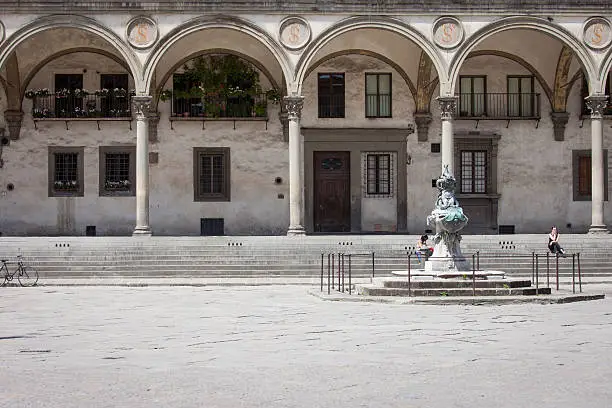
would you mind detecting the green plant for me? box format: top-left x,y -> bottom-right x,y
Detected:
159,89 -> 173,102
503,283 -> 510,289
254,102 -> 267,117
266,88 -> 281,104
440,291 -> 448,297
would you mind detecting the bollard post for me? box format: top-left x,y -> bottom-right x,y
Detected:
476,251 -> 480,271
327,253 -> 331,295
531,252 -> 535,282
371,252 -> 375,282
337,252 -> 341,292
472,253 -> 476,297
331,253 -> 335,290
348,254 -> 352,295
341,253 -> 345,293
577,252 -> 582,294
320,253 -> 324,292
572,253 -> 576,294
407,253 -> 411,297
556,254 -> 559,291
546,252 -> 550,288
535,254 -> 539,295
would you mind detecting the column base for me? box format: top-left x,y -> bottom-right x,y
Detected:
588,225 -> 610,234
287,225 -> 306,236
132,226 -> 152,236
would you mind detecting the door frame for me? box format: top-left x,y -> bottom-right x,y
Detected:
313,151 -> 352,232
303,128 -> 408,233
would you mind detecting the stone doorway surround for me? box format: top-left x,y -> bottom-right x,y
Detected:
303,128 -> 408,233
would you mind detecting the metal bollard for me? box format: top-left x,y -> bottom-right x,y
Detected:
348,254 -> 352,295
556,254 -> 559,291
546,252 -> 550,288
407,253 -> 411,297
472,253 -> 476,297
535,254 -> 539,295
327,253 -> 331,295
320,253 -> 324,292
572,253 -> 576,294
577,252 -> 582,293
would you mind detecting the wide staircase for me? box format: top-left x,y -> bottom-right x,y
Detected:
0,234 -> 611,284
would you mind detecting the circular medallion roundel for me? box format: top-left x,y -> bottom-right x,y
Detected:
583,17 -> 612,50
279,16 -> 311,51
126,16 -> 159,50
432,16 -> 464,49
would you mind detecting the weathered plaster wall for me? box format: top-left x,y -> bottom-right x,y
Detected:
0,54 -> 289,236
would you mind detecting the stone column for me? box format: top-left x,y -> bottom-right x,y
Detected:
437,97 -> 458,173
586,95 -> 609,234
283,96 -> 305,235
132,96 -> 153,236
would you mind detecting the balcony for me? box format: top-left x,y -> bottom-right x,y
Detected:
169,93 -> 269,130
29,91 -> 133,130
455,93 -> 541,126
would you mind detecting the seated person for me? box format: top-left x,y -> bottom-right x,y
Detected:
415,234 -> 434,263
548,226 -> 566,256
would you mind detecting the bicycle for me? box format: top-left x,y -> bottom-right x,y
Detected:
1,255 -> 39,287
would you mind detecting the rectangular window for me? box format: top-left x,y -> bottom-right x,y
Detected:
54,74 -> 84,118
100,74 -> 130,117
573,149 -> 609,201
507,75 -> 535,117
48,147 -> 84,197
99,146 -> 135,196
459,76 -> 486,117
194,147 -> 231,201
460,150 -> 487,194
318,73 -> 345,118
365,73 -> 391,118
365,153 -> 393,196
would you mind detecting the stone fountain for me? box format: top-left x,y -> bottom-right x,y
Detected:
425,165 -> 471,274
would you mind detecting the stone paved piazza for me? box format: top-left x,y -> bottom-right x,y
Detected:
1,286 -> 612,407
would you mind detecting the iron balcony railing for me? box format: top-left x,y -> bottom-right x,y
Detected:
31,94 -> 132,119
455,93 -> 541,119
171,93 -> 268,118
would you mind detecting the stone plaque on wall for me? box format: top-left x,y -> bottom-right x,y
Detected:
432,16 -> 464,49
279,16 -> 311,50
126,16 -> 158,49
583,17 -> 612,50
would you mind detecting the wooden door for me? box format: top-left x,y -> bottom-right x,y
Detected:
313,151 -> 351,232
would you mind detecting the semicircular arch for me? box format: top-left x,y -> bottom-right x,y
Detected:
466,50 -> 553,105
304,49 -> 417,100
153,48 -> 281,106
0,15 -> 141,87
144,15 -> 291,95
21,47 -> 131,101
449,17 -> 596,95
295,16 -> 445,95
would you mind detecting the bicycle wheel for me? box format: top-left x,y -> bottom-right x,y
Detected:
18,266 -> 39,287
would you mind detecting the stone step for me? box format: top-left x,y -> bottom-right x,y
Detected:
379,279 -> 533,289
356,286 -> 552,296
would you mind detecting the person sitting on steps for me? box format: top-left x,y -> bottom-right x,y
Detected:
548,226 -> 566,256
416,234 -> 434,264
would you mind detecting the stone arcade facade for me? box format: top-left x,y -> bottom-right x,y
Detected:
0,1 -> 610,236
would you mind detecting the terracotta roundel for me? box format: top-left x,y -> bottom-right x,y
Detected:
126,16 -> 159,49
279,16 -> 311,51
583,17 -> 612,50
432,16 -> 464,49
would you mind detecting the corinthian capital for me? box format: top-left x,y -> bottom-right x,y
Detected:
283,96 -> 304,120
131,96 -> 153,120
436,96 -> 457,120
585,95 -> 609,119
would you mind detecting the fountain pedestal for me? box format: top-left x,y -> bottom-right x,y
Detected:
425,165 -> 471,275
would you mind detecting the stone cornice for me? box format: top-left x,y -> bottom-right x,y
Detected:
0,1 -> 609,13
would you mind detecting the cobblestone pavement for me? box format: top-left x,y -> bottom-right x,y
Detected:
1,286 -> 611,408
